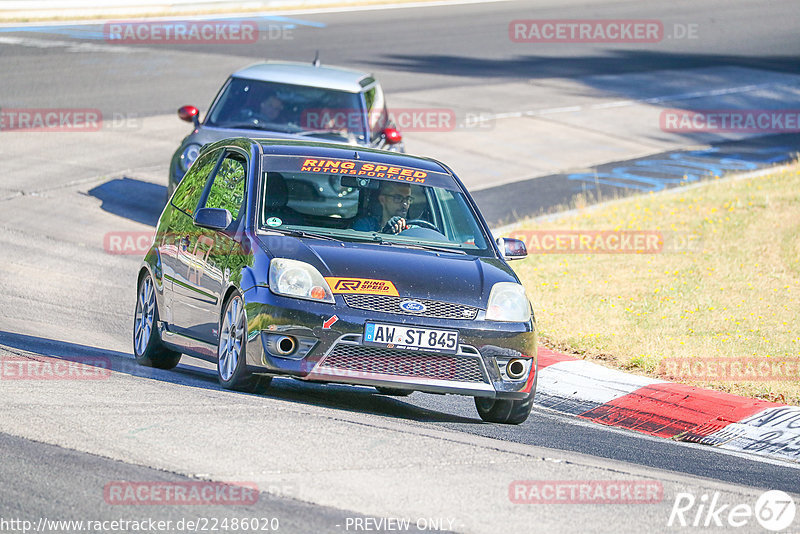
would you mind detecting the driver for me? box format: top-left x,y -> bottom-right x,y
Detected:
252,95 -> 285,124
352,182 -> 412,234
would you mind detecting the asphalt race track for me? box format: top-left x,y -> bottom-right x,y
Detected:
1,1 -> 799,532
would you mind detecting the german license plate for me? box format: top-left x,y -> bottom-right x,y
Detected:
363,322 -> 459,354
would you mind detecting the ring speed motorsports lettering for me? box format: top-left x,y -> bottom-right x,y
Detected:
300,158 -> 428,182
262,156 -> 459,190
325,277 -> 399,296
364,322 -> 459,354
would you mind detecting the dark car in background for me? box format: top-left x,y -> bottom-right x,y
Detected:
168,60 -> 404,200
136,138 -> 537,424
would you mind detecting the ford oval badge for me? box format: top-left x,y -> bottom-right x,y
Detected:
399,300 -> 426,313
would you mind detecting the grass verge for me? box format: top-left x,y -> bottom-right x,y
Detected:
509,164 -> 800,405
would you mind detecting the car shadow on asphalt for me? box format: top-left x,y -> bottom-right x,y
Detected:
262,378 -> 482,424
365,51 -> 800,82
0,331 -> 480,425
86,177 -> 166,227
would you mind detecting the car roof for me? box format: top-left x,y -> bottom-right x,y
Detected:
256,138 -> 451,174
231,61 -> 373,93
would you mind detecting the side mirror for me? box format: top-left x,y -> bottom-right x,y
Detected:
497,237 -> 527,260
194,207 -> 232,230
382,127 -> 402,145
178,105 -> 200,127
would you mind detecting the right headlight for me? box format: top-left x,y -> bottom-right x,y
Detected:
485,282 -> 531,322
178,143 -> 201,172
268,258 -> 335,304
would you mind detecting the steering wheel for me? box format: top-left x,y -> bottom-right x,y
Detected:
405,219 -> 438,231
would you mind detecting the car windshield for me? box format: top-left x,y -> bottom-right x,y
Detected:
206,78 -> 367,142
257,156 -> 494,257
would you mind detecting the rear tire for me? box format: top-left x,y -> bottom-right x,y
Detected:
133,273 -> 181,370
217,293 -> 271,394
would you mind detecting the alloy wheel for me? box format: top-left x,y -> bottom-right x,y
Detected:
219,296 -> 244,381
134,276 -> 155,356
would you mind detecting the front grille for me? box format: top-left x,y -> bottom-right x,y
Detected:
342,294 -> 479,320
317,344 -> 485,383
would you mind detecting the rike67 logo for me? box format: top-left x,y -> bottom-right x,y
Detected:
668,490 -> 796,530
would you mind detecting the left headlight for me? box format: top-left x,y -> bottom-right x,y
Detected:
268,258 -> 335,303
485,282 -> 531,322
178,143 -> 201,172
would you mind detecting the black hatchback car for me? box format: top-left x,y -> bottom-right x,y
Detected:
134,138 -> 537,424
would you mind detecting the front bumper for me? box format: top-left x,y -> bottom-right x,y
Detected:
242,286 -> 537,400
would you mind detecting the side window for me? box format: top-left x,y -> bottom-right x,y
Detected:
436,189 -> 487,248
204,154 -> 247,221
172,148 -> 223,215
363,82 -> 387,141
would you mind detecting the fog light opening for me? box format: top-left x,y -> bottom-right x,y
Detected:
506,359 -> 526,380
276,336 -> 296,356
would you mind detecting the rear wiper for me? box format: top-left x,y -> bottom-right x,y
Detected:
372,236 -> 467,255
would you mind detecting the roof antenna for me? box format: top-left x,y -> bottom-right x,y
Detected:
312,51 -> 320,67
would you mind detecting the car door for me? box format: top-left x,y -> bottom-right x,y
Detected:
173,149 -> 249,344
161,146 -> 224,331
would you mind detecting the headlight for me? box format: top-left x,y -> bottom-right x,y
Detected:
485,282 -> 531,322
268,258 -> 334,303
178,143 -> 201,172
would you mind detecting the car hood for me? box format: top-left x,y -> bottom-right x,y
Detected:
256,234 -> 518,307
186,125 -> 362,147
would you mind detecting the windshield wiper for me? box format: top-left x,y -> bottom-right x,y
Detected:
219,123 -> 298,133
298,129 -> 352,137
371,235 -> 467,255
261,227 -> 340,241
217,123 -> 273,131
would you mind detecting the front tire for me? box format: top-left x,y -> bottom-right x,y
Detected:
475,373 -> 537,425
133,273 -> 181,369
217,293 -> 271,393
